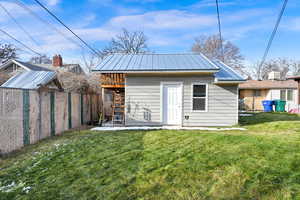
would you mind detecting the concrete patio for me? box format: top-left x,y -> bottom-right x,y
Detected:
91,126 -> 246,131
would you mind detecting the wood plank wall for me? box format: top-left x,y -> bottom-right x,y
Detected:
101,73 -> 125,88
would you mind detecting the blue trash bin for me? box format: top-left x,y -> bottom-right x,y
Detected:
262,100 -> 274,112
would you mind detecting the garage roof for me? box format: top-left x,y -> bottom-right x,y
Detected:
93,53 -> 219,72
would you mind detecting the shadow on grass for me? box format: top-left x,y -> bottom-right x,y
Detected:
239,112 -> 300,126
0,130 -> 147,200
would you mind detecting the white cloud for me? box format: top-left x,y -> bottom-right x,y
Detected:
106,10 -> 216,30
0,1 -> 36,22
125,0 -> 161,3
0,0 -> 275,64
190,0 -> 236,8
284,17 -> 300,31
45,0 -> 60,6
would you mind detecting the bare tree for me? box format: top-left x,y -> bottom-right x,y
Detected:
289,60 -> 300,75
81,50 -> 102,73
101,28 -> 149,57
249,58 -> 297,80
57,71 -> 101,93
191,35 -> 244,70
0,43 -> 17,64
29,54 -> 51,64
82,29 -> 149,73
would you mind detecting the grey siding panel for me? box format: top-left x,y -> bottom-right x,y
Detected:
125,75 -> 238,127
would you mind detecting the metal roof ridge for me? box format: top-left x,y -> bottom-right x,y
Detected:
110,52 -> 204,55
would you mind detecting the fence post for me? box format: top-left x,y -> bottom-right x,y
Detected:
50,91 -> 55,136
90,94 -> 93,123
81,93 -> 84,125
68,92 -> 72,129
23,90 -> 30,145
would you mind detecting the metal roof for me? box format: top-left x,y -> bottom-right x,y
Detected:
92,53 -> 220,72
213,60 -> 245,81
16,60 -> 52,71
0,59 -> 52,71
1,71 -> 57,89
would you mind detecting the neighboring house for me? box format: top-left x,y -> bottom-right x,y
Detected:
0,55 -> 84,75
36,55 -> 84,74
92,53 -> 245,127
239,79 -> 298,111
1,71 -> 63,90
0,59 -> 52,74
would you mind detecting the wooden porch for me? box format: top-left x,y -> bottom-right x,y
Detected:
100,73 -> 125,126
100,73 -> 125,88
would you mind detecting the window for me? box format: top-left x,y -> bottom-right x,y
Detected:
280,90 -> 286,101
287,90 -> 293,101
254,90 -> 261,97
192,84 -> 207,111
280,89 -> 294,101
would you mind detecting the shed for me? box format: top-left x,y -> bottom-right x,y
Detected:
93,53 -> 245,127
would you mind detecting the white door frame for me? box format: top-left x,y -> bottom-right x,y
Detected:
160,82 -> 183,126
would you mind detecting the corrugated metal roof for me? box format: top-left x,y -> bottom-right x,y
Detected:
1,71 -> 57,89
16,60 -> 52,71
213,60 -> 245,81
92,53 -> 220,72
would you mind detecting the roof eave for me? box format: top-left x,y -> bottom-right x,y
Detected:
214,77 -> 246,84
239,87 -> 297,90
215,80 -> 246,84
91,69 -> 219,73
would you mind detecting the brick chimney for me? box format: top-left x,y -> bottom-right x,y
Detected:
52,54 -> 63,67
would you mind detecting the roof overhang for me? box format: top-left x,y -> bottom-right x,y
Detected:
214,78 -> 246,85
0,59 -> 32,71
239,87 -> 297,90
288,76 -> 300,81
92,69 -> 219,74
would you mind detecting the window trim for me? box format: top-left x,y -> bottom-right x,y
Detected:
280,89 -> 286,101
287,89 -> 293,101
280,89 -> 294,102
191,83 -> 208,112
253,90 -> 261,97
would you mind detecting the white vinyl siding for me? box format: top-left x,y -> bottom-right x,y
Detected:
125,75 -> 239,127
266,89 -> 298,111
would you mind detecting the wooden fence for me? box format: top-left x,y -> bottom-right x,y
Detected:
0,88 -> 101,154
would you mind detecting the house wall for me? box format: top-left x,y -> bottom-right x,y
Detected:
125,75 -> 239,127
0,64 -> 25,74
239,89 -> 268,111
240,89 -> 298,111
267,89 -> 298,111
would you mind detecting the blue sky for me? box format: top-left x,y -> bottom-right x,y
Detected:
0,0 -> 299,68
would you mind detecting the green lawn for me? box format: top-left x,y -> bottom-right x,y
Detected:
1,113 -> 300,199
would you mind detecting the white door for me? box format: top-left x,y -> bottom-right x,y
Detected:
162,83 -> 182,125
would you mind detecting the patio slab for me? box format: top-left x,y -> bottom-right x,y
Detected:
91,126 -> 246,131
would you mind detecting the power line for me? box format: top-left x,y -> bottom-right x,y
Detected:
0,28 -> 42,56
0,37 -> 33,56
13,0 -> 86,53
32,0 -> 101,57
215,0 -> 224,62
259,0 -> 289,70
0,2 -> 40,47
